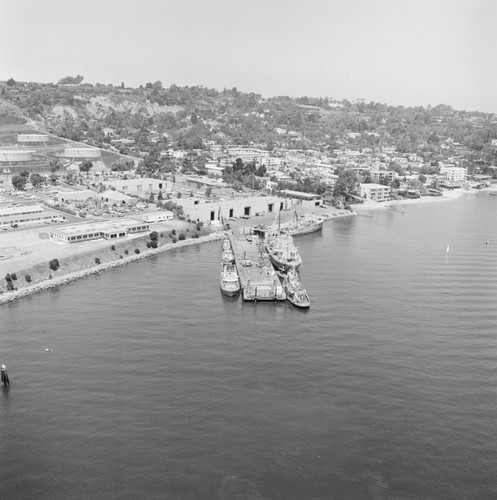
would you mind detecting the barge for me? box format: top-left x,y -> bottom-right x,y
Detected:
229,234 -> 286,302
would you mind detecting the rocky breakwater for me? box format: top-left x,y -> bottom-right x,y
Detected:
0,232 -> 223,305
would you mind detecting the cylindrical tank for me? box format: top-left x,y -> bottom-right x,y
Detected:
0,149 -> 35,162
63,148 -> 101,158
17,134 -> 49,143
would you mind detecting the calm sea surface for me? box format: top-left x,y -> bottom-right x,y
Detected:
1,192 -> 496,499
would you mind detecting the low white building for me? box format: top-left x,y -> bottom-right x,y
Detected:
0,204 -> 62,227
48,219 -> 149,243
138,211 -> 174,223
105,177 -> 167,194
359,183 -> 391,202
176,195 -> 287,223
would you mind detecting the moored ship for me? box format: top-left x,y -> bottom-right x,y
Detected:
221,237 -> 235,262
281,269 -> 310,308
265,231 -> 302,273
285,213 -> 326,237
220,261 -> 241,296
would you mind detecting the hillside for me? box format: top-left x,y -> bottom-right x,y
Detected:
1,79 -> 497,167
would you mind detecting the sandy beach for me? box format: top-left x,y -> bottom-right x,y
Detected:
352,185 -> 497,213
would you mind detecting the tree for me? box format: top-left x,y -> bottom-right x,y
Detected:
30,173 -> 45,188
6,78 -> 16,86
333,169 -> 359,197
79,160 -> 93,173
11,175 -> 27,190
49,159 -> 63,172
58,75 -> 84,85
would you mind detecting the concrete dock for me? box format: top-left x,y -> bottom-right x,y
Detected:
229,234 -> 286,302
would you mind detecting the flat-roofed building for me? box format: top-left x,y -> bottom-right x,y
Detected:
205,164 -> 225,177
0,204 -> 62,227
57,189 -> 97,203
137,211 -> 174,223
440,165 -> 467,183
279,189 -> 324,208
48,219 -> 149,243
370,169 -> 397,183
359,183 -> 391,202
176,195 -> 287,223
105,178 -> 166,195
97,190 -> 134,205
226,147 -> 269,165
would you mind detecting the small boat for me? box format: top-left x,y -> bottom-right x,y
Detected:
282,270 -> 310,308
222,237 -> 235,262
220,261 -> 241,296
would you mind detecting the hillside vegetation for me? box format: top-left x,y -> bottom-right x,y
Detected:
0,78 -> 496,167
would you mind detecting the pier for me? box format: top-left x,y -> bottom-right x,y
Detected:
229,234 -> 286,302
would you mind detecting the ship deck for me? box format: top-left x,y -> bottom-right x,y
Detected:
229,234 -> 285,301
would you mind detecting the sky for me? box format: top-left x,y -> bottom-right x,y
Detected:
1,0 -> 496,113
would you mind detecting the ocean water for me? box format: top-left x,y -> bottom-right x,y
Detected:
1,192 -> 496,499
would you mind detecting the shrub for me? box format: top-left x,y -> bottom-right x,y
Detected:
151,240 -> 158,249
146,241 -> 152,248
150,231 -> 158,241
95,257 -> 101,265
125,250 -> 129,255
120,255 -> 123,259
134,249 -> 140,254
171,229 -> 176,235
11,273 -> 17,280
111,245 -> 115,251
5,274 -> 13,290
178,233 -> 186,241
196,222 -> 203,231
194,232 -> 199,238
25,274 -> 32,283
49,259 -> 60,271
172,237 -> 177,243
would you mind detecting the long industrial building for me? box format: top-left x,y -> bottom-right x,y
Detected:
48,219 -> 149,243
0,204 -> 63,227
175,195 -> 292,223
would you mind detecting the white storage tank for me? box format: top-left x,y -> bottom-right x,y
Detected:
17,134 -> 49,143
63,147 -> 101,158
0,149 -> 35,162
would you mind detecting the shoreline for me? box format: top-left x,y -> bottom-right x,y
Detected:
0,232 -> 223,305
352,185 -> 497,212
2,186 -> 494,305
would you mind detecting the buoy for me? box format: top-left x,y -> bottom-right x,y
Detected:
1,364 -> 9,387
